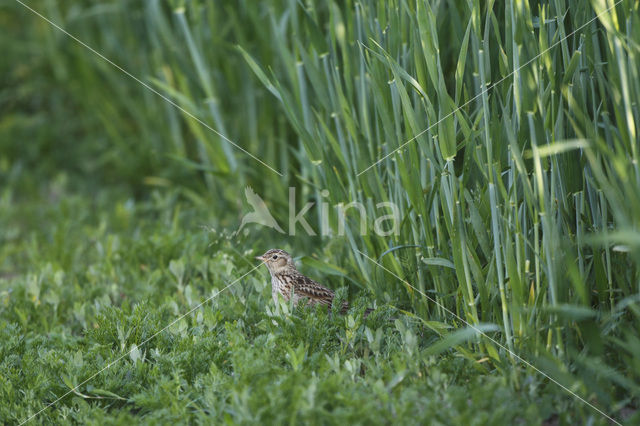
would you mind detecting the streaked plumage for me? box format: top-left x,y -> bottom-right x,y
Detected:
255,249 -> 348,312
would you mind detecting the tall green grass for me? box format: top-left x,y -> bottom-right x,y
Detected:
3,0 -> 639,416
233,0 -> 640,406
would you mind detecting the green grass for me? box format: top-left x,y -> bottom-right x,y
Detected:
0,185 -> 613,424
1,0 -> 639,424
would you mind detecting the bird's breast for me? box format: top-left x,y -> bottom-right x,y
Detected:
271,274 -> 298,305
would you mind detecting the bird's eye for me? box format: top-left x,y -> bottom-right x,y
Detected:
272,255 -> 278,260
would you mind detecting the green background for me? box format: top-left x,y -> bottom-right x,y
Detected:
1,0 -> 639,424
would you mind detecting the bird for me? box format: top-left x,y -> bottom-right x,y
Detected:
256,248 -> 371,315
236,186 -> 285,235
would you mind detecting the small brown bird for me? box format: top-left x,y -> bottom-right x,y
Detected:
256,248 -> 349,312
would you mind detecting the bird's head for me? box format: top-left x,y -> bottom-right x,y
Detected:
256,249 -> 295,274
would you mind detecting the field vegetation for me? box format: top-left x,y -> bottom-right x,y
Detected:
1,0 -> 639,424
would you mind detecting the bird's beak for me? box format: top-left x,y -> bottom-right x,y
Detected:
255,255 -> 265,261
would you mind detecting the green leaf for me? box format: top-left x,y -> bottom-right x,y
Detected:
300,256 -> 348,276
524,139 -> 589,158
425,324 -> 501,356
543,304 -> 597,321
421,257 -> 456,269
236,45 -> 282,101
